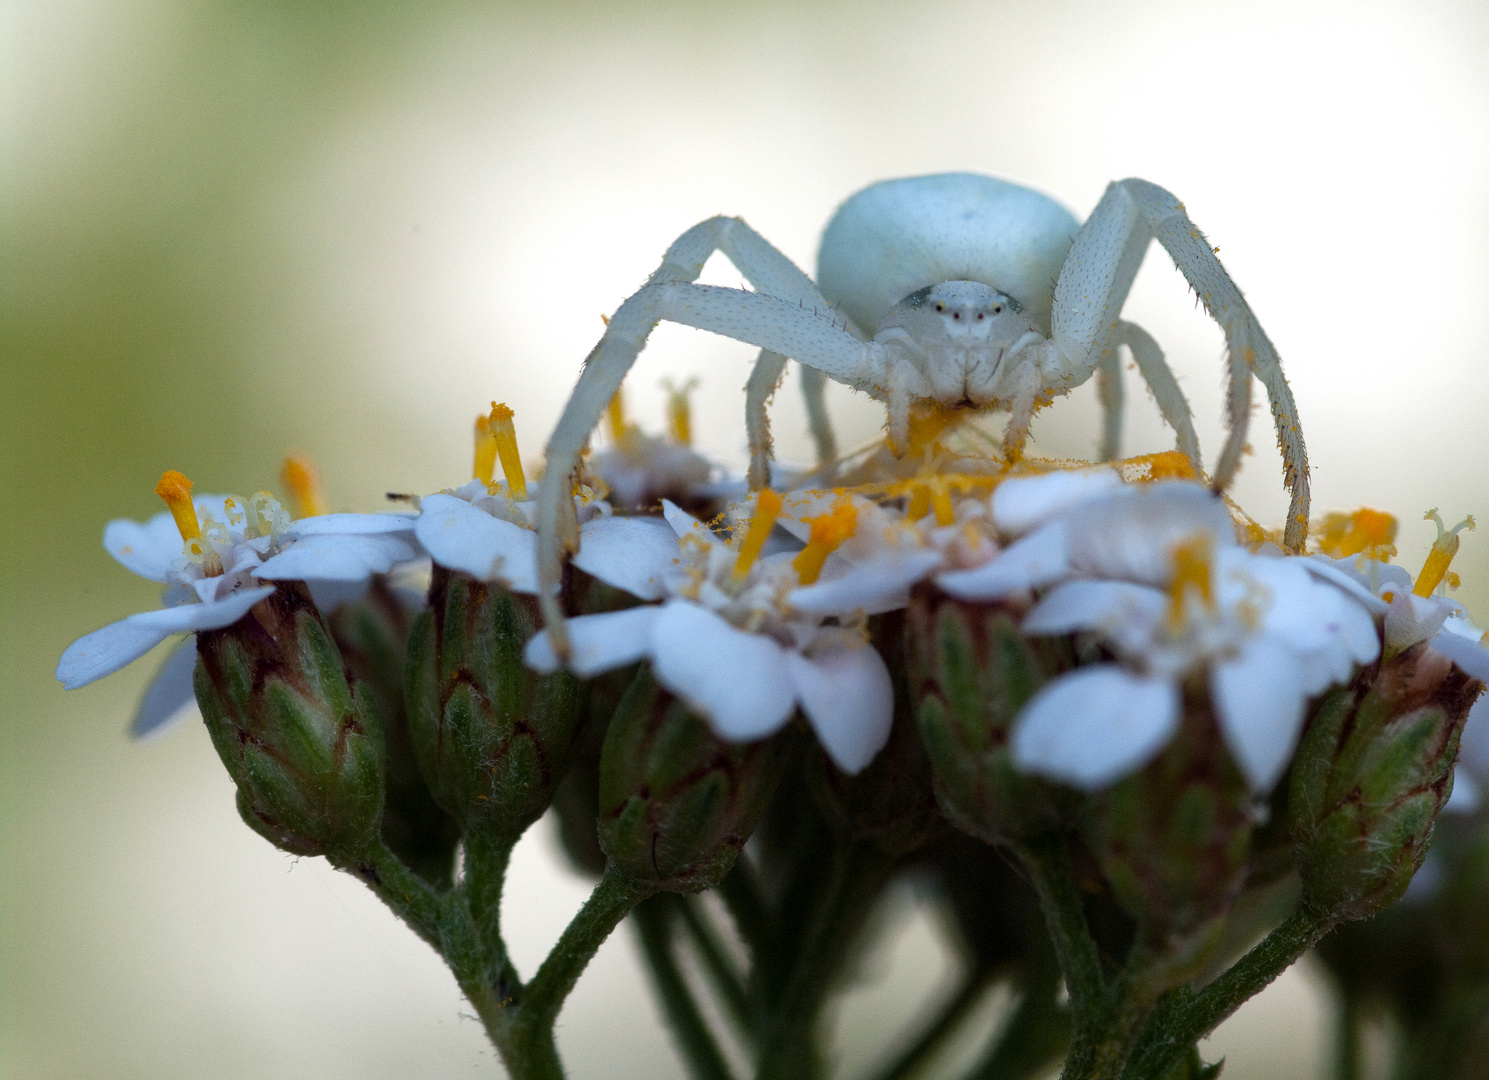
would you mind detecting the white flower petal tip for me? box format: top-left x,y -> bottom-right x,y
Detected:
650,601 -> 795,742
286,513 -> 417,537
785,644 -> 894,774
1065,483 -> 1236,585
662,500 -> 721,546
573,516 -> 680,601
103,513 -> 190,582
414,492 -> 540,592
523,607 -> 661,679
1212,640 -> 1308,794
130,638 -> 200,740
992,468 -> 1122,535
1299,557 -> 1391,615
789,550 -> 942,616
1429,630 -> 1489,684
57,585 -> 275,690
257,533 -> 420,583
935,521 -> 1069,600
1011,667 -> 1180,789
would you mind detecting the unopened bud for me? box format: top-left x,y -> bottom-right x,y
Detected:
906,588 -> 1074,844
1083,690 -> 1253,982
405,567 -> 586,843
812,614 -> 940,858
1291,640 -> 1482,921
195,583 -> 384,856
329,580 -> 461,886
597,667 -> 788,891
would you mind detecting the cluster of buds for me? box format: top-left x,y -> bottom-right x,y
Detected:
58,387 -> 1489,1080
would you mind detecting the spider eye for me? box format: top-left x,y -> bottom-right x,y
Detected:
976,312 -> 984,320
934,303 -> 944,312
992,304 -> 1002,314
952,312 -> 960,319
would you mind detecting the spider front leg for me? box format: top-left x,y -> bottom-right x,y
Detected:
537,281 -> 882,648
1049,178 -> 1310,550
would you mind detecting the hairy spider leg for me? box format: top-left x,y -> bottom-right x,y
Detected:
1048,178 -> 1309,550
536,217 -> 863,649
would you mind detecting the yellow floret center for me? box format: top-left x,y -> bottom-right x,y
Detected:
154,470 -> 201,542
280,454 -> 327,518
1413,509 -> 1475,597
793,500 -> 858,586
732,489 -> 782,582
1167,532 -> 1216,633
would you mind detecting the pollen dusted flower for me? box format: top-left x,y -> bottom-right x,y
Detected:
56,471 -> 419,736
525,490 -> 915,774
927,478 -> 1381,793
588,381 -> 714,511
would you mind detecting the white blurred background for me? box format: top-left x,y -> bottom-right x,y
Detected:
6,0 -> 1489,1075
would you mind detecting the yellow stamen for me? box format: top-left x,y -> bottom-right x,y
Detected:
930,485 -> 955,527
732,489 -> 782,582
607,386 -> 629,445
906,485 -> 931,521
154,470 -> 201,542
1315,507 -> 1398,559
663,377 -> 699,446
487,402 -> 528,501
280,454 -> 326,518
1167,532 -> 1215,633
896,400 -> 958,457
473,411 -> 498,486
1413,509 -> 1475,596
793,500 -> 858,586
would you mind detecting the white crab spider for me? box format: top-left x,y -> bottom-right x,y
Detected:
536,173 -> 1310,646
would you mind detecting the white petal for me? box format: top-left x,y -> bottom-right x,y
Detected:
1429,629 -> 1489,683
784,644 -> 894,774
662,499 -> 722,546
56,586 -> 274,690
1299,557 -> 1391,615
1024,581 -> 1167,647
1211,638 -> 1308,793
936,519 -> 1071,600
573,516 -> 680,601
130,637 -> 199,740
523,607 -> 661,678
286,513 -> 417,536
649,600 -> 795,741
1066,482 -> 1236,585
103,512 -> 187,582
258,533 -> 419,582
1384,592 -> 1454,654
414,493 -> 540,592
789,550 -> 942,616
992,468 -> 1122,535
1011,666 -> 1180,789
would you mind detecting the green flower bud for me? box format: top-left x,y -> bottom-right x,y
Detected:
906,587 -> 1074,844
598,666 -> 789,892
404,567 -> 586,843
329,580 -> 461,886
1290,640 -> 1482,921
812,613 -> 940,858
194,583 -> 384,856
1083,689 -> 1253,982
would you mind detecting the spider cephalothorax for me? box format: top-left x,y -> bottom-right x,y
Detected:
536,173 -> 1311,648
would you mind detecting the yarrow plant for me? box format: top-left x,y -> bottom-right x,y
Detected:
59,173 -> 1489,1080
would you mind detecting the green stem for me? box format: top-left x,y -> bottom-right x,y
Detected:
463,827 -> 516,976
334,839 -> 452,954
1120,908 -> 1337,1080
755,844 -> 894,1080
1334,991 -> 1362,1080
1018,838 -> 1105,1025
634,898 -> 738,1080
679,895 -> 754,1039
867,965 -> 999,1080
966,981 -> 1072,1080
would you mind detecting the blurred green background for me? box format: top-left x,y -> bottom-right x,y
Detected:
6,0 -> 1489,1076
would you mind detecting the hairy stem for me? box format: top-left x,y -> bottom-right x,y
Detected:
1121,908 -> 1337,1080
1018,838 -> 1105,1026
